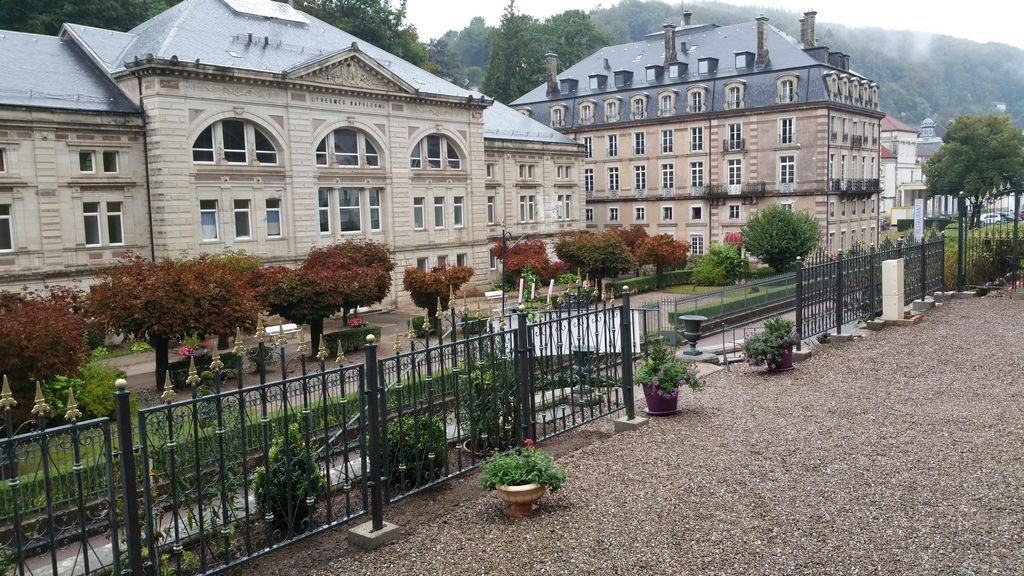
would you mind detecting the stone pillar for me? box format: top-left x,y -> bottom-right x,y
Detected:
882,258 -> 904,321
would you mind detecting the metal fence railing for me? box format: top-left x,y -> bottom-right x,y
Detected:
658,272 -> 797,336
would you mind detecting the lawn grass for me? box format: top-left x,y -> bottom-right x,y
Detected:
661,284 -> 718,295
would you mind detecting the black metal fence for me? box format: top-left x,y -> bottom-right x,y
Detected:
795,235 -> 945,346
954,192 -> 1022,291
656,271 -> 797,339
2,293 -> 643,576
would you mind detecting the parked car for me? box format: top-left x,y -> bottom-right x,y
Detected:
997,211 -> 1019,222
980,213 -> 1002,225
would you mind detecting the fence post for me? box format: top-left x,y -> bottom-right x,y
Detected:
1014,185 -> 1021,288
348,334 -> 399,549
957,193 -> 967,292
920,236 -> 927,302
619,287 -> 636,420
794,258 -> 803,351
114,379 -> 145,575
868,245 -> 878,318
514,310 -> 534,445
834,250 -> 844,335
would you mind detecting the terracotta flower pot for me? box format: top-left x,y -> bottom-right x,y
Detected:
495,483 -> 547,518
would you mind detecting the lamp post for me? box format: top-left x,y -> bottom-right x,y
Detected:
1004,174 -> 1021,287
500,223 -> 513,320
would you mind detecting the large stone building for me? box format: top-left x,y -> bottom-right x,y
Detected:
881,115 -> 949,224
0,0 -> 582,306
511,10 -> 884,256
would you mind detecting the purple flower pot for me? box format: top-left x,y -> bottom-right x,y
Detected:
768,346 -> 795,372
642,385 -> 680,416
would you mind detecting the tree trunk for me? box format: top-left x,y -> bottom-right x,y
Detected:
152,334 -> 170,391
310,317 -> 324,359
655,265 -> 664,289
217,333 -> 230,351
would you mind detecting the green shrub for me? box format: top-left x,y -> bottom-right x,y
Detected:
691,244 -> 742,286
407,316 -> 437,338
322,325 -> 382,356
460,313 -> 490,336
661,269 -> 693,286
252,423 -> 325,530
460,359 -> 518,451
130,340 -> 153,353
385,414 -> 448,487
748,266 -> 777,280
479,442 -> 568,491
605,268 -> 692,295
896,219 -> 914,232
167,352 -> 239,388
556,272 -> 580,285
76,361 -> 121,420
692,264 -> 729,286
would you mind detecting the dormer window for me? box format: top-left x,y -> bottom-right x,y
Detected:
613,70 -> 633,88
550,105 -> 566,128
657,92 -> 675,117
580,102 -> 595,125
630,95 -> 647,120
559,78 -> 578,94
734,52 -> 753,69
725,82 -> 745,110
777,75 -> 798,104
589,74 -> 607,90
686,86 -> 707,113
516,108 -> 532,117
604,99 -> 620,122
410,134 -> 462,170
667,62 -> 687,79
645,65 -> 663,82
697,58 -> 717,75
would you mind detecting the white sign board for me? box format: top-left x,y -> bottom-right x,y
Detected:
913,198 -> 925,240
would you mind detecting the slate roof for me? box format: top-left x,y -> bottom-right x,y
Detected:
511,19 -> 872,127
65,0 -> 478,100
0,30 -> 139,113
483,101 -> 577,145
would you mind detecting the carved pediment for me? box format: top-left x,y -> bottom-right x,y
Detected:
291,54 -> 412,94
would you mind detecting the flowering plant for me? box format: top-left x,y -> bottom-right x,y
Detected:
347,315 -> 366,328
744,316 -> 800,369
635,337 -> 703,397
479,439 -> 569,491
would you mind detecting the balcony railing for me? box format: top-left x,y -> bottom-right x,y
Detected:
842,133 -> 849,143
608,189 -> 620,199
635,189 -> 647,198
778,182 -> 795,194
661,188 -> 675,197
723,138 -> 745,152
829,178 -> 881,194
703,182 -> 768,198
585,190 -> 594,200
778,134 -> 795,145
852,135 -> 864,147
690,185 -> 705,196
742,181 -> 767,194
728,184 -> 743,195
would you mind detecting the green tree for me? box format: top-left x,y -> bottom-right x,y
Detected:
295,0 -> 428,67
692,244 -> 743,287
741,204 -> 821,272
539,10 -> 613,71
554,231 -> 634,296
923,115 -> 1024,227
0,0 -> 157,34
453,17 -> 492,70
482,0 -> 543,103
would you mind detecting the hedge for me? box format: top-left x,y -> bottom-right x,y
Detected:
606,269 -> 693,295
322,325 -> 382,356
168,352 -> 239,389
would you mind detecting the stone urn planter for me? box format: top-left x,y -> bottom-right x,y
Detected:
495,483 -> 547,518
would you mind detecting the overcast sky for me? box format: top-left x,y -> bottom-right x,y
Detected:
405,0 -> 1024,50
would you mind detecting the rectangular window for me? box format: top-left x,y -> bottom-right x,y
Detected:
829,154 -> 835,179
487,196 -> 495,225
558,194 -> 571,220
779,202 -> 794,212
519,195 -> 535,222
453,195 -> 464,228
779,155 -> 795,184
437,255 -> 447,267
841,153 -> 847,178
200,199 -> 218,241
584,169 -> 594,193
690,162 -> 704,187
222,120 -> 247,163
728,123 -> 743,150
840,230 -> 846,251
690,127 -> 703,151
369,189 -> 382,231
102,150 -> 119,173
689,233 -> 704,255
486,163 -> 495,178
607,135 -> 618,157
266,198 -> 282,237
234,199 -> 251,239
728,159 -> 743,186
0,149 -> 6,173
106,201 -> 124,245
335,130 -> 358,166
608,207 -> 619,222
83,202 -> 101,246
829,201 -> 835,217
79,151 -> 95,173
728,204 -> 740,220
339,189 -> 361,232
316,139 -> 328,166
457,253 -> 467,267
417,257 -> 428,271
780,117 -> 794,145
318,189 -> 331,233
635,206 -> 646,221
662,206 -> 673,220
690,205 -> 702,220
518,164 -> 535,179
633,132 -> 645,155
0,204 -> 11,251
634,165 -> 646,191
584,137 -> 593,159
608,167 -> 619,191
661,129 -> 673,153
585,208 -> 594,222
433,196 -> 445,228
841,201 -> 847,216
489,253 -> 498,270
426,135 -> 442,168
661,163 -> 674,190
828,231 -> 835,251
413,197 -> 425,230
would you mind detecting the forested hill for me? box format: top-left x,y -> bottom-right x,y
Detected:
592,1 -> 1024,129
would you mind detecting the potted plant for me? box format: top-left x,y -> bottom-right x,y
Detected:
479,439 -> 569,518
743,316 -> 800,372
635,337 -> 703,416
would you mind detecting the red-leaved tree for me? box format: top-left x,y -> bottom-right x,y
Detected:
489,239 -> 566,283
402,265 -> 475,319
636,234 -> 691,287
615,225 -> 649,275
87,253 -> 262,391
0,286 -> 90,422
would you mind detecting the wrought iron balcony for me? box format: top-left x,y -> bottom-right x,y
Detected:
660,188 -> 675,197
829,178 -> 881,195
703,182 -> 767,198
722,138 -> 745,152
852,135 -> 864,147
635,189 -> 647,198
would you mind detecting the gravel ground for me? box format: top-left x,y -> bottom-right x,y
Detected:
255,296 -> 1024,576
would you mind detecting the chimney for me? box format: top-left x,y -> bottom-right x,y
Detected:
545,52 -> 559,97
682,10 -> 692,26
663,23 -> 677,63
803,11 -> 817,48
799,17 -> 806,46
755,16 -> 769,66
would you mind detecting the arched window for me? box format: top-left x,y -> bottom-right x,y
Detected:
686,87 -> 706,113
192,119 -> 279,165
658,93 -> 675,117
725,83 -> 744,110
410,134 -> 462,170
604,99 -> 620,122
550,105 -> 565,128
579,102 -> 595,125
630,95 -> 647,120
777,77 -> 796,103
315,128 -> 381,168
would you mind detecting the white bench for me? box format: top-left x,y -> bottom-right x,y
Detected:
484,290 -> 504,301
264,323 -> 300,337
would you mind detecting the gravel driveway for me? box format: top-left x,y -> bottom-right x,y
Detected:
258,296 -> 1023,575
